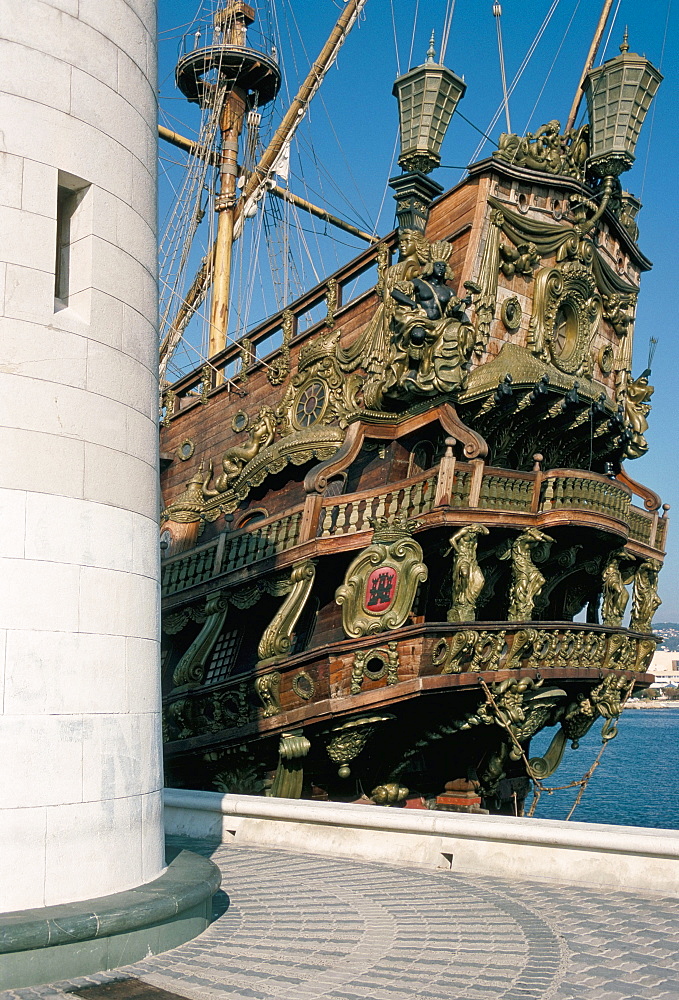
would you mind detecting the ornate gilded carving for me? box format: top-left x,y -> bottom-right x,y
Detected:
332,230 -> 478,408
350,641 -> 399,694
434,625 -> 651,675
601,549 -> 635,627
500,295 -> 522,332
602,292 -> 636,338
270,729 -> 311,799
257,559 -> 317,663
462,677 -> 566,760
445,524 -> 489,622
385,247 -> 476,398
501,528 -> 553,621
528,729 -> 567,779
324,713 -> 394,778
278,331 -> 360,433
469,207 -> 502,356
267,309 -> 293,385
200,363 -> 211,404
528,237 -> 602,377
494,120 -> 589,179
562,673 -> 634,746
335,517 -> 428,637
204,406 -> 277,493
172,591 -> 229,688
161,465 -> 212,524
237,337 -> 253,385
499,241 -> 539,278
325,278 -> 338,328
623,373 -> 653,460
630,558 -> 662,633
177,439 -> 195,462
164,678 -> 250,742
292,670 -> 315,701
254,671 -> 282,718
163,604 -> 208,634
371,782 -> 409,805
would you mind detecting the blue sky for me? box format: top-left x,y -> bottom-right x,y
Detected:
158,0 -> 678,615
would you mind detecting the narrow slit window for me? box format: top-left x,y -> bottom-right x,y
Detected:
55,186 -> 77,302
54,173 -> 90,311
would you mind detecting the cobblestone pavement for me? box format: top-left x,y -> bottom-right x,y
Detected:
4,838 -> 679,1000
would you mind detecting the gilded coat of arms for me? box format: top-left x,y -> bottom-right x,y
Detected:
335,518 -> 428,637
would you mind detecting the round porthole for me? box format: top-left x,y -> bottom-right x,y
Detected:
231,410 -> 249,433
177,439 -> 195,461
551,303 -> 578,362
293,380 -> 327,429
598,344 -> 614,375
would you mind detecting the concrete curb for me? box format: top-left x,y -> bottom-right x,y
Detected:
165,788 -> 679,895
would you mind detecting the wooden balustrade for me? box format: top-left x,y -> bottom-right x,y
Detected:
161,462 -> 665,598
221,510 -> 303,574
318,470 -> 438,537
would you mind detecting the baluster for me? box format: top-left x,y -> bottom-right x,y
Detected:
346,501 -> 359,534
541,476 -> 554,511
374,489 -> 388,521
335,501 -> 350,534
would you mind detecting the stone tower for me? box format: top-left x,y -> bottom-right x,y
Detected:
0,1 -> 218,987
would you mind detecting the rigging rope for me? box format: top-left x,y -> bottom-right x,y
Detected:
469,0 -> 561,163
440,0 -> 456,64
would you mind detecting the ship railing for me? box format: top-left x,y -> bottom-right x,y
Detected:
161,462 -> 667,597
318,469 -> 439,537
161,507 -> 303,597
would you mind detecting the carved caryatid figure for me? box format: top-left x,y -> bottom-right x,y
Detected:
204,406 -> 277,494
502,528 -> 553,621
601,549 -> 635,627
630,558 -> 662,633
386,250 -> 475,397
446,524 -> 489,622
337,229 -> 429,397
623,373 -> 654,460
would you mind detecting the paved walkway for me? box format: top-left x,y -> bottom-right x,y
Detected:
4,838 -> 679,1000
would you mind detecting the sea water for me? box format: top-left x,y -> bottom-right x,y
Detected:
527,707 -> 679,830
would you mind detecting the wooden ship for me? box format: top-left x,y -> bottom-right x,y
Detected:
158,1 -> 667,814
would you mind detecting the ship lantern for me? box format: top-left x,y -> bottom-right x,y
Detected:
390,33 -> 466,233
583,32 -> 662,178
392,32 -> 467,175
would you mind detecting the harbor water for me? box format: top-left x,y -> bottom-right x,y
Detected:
528,706 -> 679,829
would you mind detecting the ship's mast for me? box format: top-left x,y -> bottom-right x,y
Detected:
165,0 -> 370,379
210,4 -> 251,356
565,0 -> 614,132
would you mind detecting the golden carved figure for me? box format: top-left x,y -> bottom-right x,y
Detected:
386,247 -> 475,398
623,373 -> 653,460
630,558 -> 662,633
601,550 -> 635,627
501,528 -> 553,621
204,406 -> 277,493
446,524 -> 489,622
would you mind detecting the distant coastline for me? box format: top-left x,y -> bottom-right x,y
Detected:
626,700 -> 679,709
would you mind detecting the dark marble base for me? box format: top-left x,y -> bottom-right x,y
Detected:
0,850 -> 221,990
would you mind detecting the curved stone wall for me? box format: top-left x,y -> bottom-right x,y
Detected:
0,0 -> 163,910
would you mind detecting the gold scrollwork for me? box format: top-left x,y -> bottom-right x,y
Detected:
292,671 -> 315,701
254,671 -> 282,718
350,641 -> 399,695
